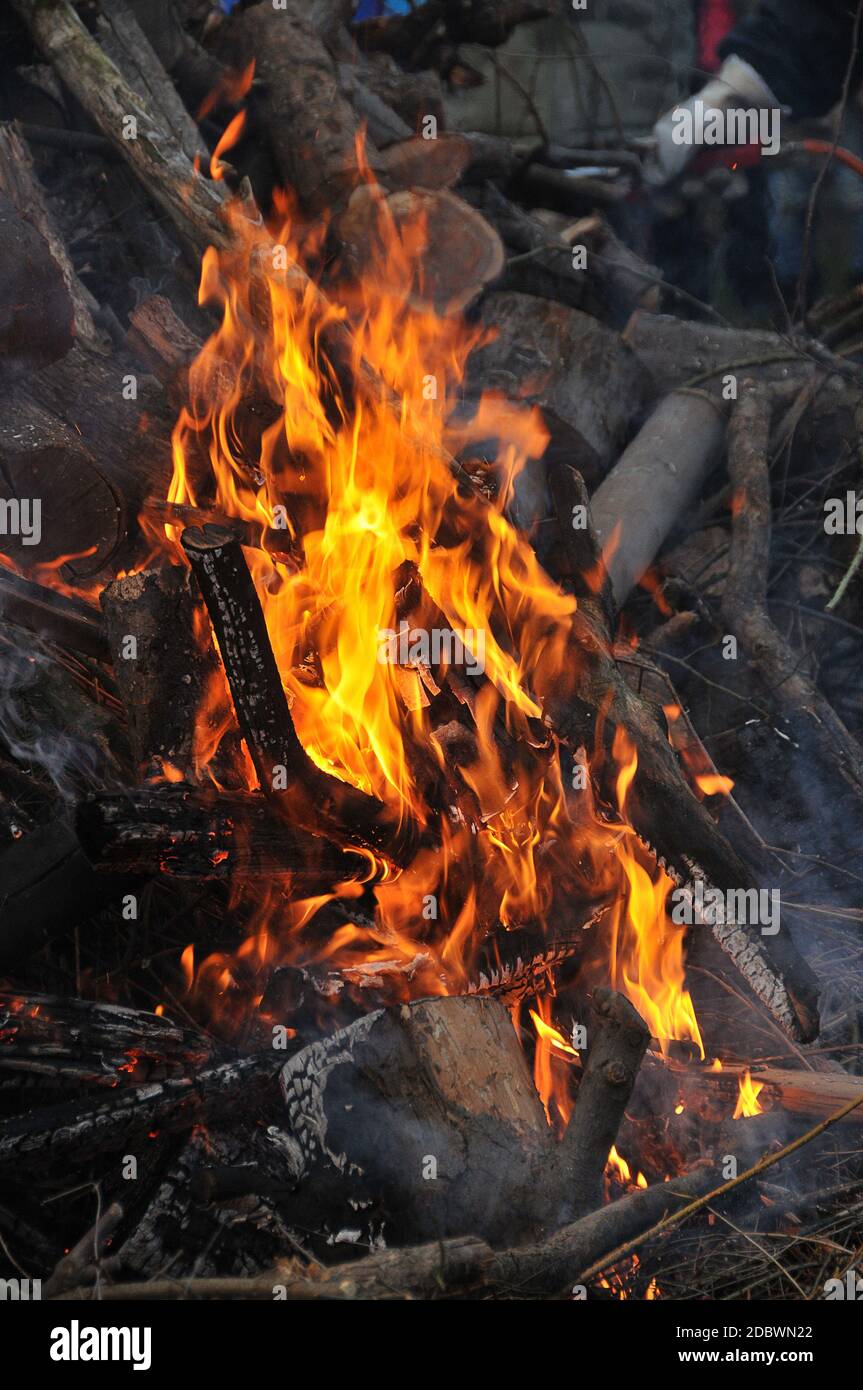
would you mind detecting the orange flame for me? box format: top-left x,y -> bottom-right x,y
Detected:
125,156 -> 707,1051
733,1068 -> 764,1119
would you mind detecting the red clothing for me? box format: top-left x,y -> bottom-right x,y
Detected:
698,0 -> 737,73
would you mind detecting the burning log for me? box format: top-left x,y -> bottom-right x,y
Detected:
0,123 -> 107,354
485,1161 -> 719,1297
0,570 -> 109,662
231,0 -> 379,216
181,523 -> 415,860
467,291 -> 651,493
0,1053 -> 278,1174
75,785 -> 366,885
541,483 -> 821,1044
0,190 -> 73,381
723,384 -> 863,801
0,990 -> 209,1089
338,183 -> 505,315
141,500 -> 302,569
99,565 -> 228,778
280,996 -> 554,1244
670,1059 -> 863,1128
556,989 -> 650,1220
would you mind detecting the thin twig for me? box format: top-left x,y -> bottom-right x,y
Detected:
577,1088 -> 863,1286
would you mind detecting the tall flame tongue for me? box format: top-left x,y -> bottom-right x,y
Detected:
154,183 -> 701,1058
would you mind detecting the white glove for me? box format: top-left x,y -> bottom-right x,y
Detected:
644,55 -> 782,187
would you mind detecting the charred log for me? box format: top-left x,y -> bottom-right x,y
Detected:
75,785 -> 367,884
0,190 -> 73,382
181,523 -> 415,860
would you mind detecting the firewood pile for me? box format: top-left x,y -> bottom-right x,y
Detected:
1,0 -> 863,1304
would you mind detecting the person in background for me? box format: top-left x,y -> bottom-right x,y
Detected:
651,0 -> 863,184
439,1 -> 696,154
649,0 -> 863,314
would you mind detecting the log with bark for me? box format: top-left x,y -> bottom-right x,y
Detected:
75,785 -> 367,885
0,189 -> 73,381
0,570 -> 109,662
180,523 -> 417,861
588,389 -> 727,607
0,122 -> 107,354
280,995 -> 554,1244
467,290 -> 651,494
555,988 -> 650,1221
99,564 -> 231,779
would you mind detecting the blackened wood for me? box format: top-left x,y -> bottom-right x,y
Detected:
0,570 -> 109,661
76,785 -> 366,883
280,995 -> 553,1244
99,564 -> 226,776
5,345 -> 177,579
545,463 -> 615,637
0,190 -> 72,382
114,1124 -> 302,1280
181,524 -> 412,859
0,123 -> 107,354
74,1163 -> 718,1299
0,394 -> 127,578
0,990 -> 209,1087
43,1202 -> 124,1298
556,988 -> 649,1220
0,819 -> 123,970
142,500 -> 301,569
0,1054 -> 278,1173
